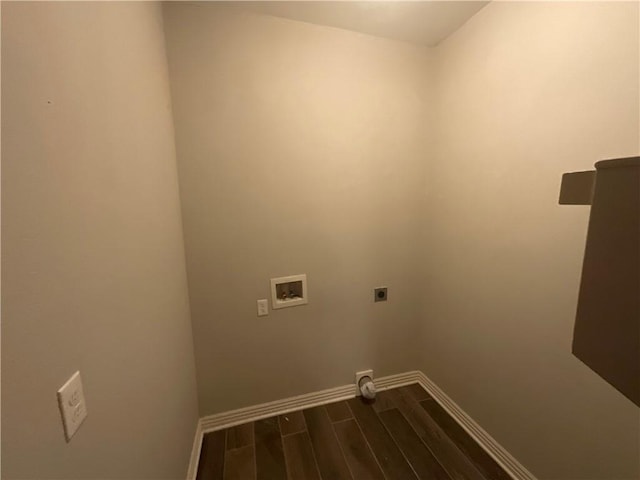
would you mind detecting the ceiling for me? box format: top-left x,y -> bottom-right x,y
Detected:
236,1 -> 489,47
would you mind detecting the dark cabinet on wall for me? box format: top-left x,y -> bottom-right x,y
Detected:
561,157 -> 640,407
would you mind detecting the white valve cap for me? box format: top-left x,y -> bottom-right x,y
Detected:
359,379 -> 376,399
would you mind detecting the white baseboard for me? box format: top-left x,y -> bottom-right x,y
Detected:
186,420 -> 203,480
415,371 -> 536,480
186,370 -> 535,480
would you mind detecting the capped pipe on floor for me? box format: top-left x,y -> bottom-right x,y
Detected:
358,375 -> 376,399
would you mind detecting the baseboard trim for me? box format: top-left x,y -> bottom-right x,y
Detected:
373,370 -> 422,391
415,371 -> 536,480
187,370 -> 535,480
186,420 -> 203,480
199,370 -> 418,433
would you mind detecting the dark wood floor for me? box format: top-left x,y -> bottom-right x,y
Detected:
196,383 -> 511,480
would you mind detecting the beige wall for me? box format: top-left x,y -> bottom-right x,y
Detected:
1,3 -> 199,478
162,3 -> 432,416
4,2 -> 638,479
424,2 -> 640,479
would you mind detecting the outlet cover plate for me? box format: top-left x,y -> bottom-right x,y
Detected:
257,299 -> 269,317
57,371 -> 88,441
374,287 -> 387,302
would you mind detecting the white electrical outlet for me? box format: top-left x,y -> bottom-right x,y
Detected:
257,299 -> 269,317
57,371 -> 88,441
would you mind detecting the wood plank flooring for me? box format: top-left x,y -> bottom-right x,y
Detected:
196,384 -> 509,480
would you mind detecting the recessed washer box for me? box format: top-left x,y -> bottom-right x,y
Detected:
271,274 -> 308,309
